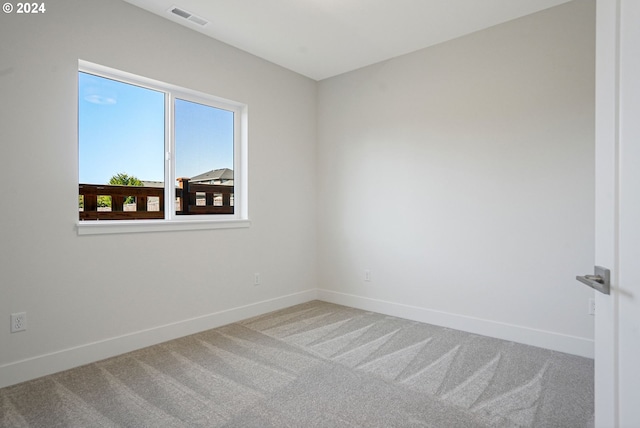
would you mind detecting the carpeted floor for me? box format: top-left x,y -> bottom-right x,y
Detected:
0,301 -> 594,427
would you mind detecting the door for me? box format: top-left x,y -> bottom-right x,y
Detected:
594,0 -> 640,426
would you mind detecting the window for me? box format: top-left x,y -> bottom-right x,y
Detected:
77,61 -> 248,234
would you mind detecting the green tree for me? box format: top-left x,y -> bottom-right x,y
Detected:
102,173 -> 144,206
111,172 -> 143,205
109,173 -> 143,187
97,195 -> 112,208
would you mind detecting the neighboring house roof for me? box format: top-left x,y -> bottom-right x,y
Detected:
141,169 -> 234,188
190,168 -> 234,183
141,180 -> 164,188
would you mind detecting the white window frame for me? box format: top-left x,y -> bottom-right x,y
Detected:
76,60 -> 249,235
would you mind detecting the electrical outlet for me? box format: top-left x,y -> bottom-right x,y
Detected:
588,298 -> 595,316
11,312 -> 27,333
364,269 -> 371,282
254,273 -> 261,286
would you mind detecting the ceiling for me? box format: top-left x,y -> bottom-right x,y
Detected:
121,0 -> 573,81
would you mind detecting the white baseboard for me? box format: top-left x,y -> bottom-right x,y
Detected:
0,289 -> 318,389
1,287 -> 593,389
316,289 -> 594,359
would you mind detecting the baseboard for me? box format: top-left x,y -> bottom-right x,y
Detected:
0,289 -> 318,389
1,288 -> 593,389
317,289 -> 594,359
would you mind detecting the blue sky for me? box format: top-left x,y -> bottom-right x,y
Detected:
78,72 -> 234,184
175,98 -> 234,179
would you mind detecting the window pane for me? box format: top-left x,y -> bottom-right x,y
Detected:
175,98 -> 234,215
78,72 -> 165,220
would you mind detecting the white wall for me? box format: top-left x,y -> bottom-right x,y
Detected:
317,0 -> 596,356
0,0 -> 317,387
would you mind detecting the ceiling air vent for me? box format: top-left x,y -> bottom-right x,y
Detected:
168,6 -> 209,26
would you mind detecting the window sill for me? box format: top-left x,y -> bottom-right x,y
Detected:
76,219 -> 251,236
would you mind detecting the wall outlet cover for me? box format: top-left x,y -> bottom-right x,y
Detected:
11,312 -> 27,333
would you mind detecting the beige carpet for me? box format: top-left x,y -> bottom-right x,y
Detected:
0,301 -> 594,427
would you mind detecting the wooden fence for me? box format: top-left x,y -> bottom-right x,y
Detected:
79,179 -> 233,220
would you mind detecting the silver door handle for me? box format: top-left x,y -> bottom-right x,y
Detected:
576,266 -> 610,295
